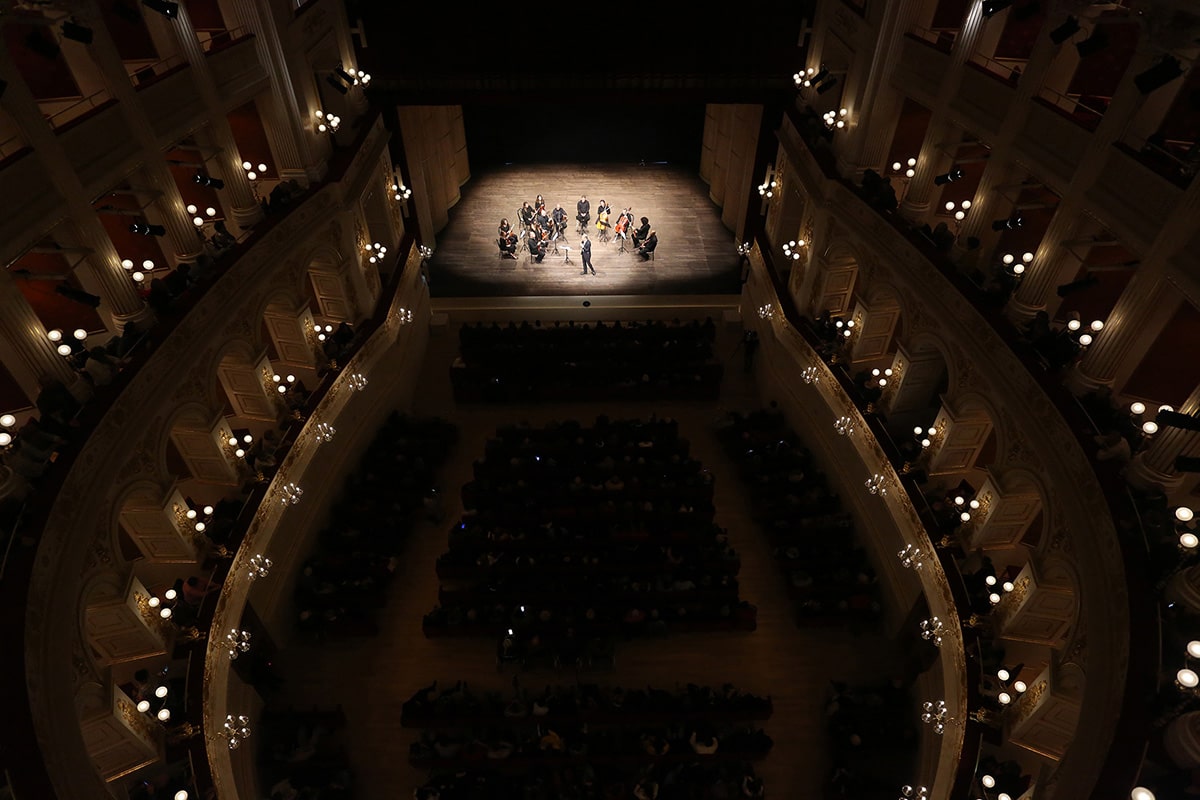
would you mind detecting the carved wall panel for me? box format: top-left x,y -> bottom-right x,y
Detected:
216,352 -> 276,422
849,294 -> 900,363
264,304 -> 319,369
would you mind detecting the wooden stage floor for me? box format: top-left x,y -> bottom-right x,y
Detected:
426,163 -> 744,298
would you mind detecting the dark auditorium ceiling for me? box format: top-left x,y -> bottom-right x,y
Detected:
344,0 -> 813,104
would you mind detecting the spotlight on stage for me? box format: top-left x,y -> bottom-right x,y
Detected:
193,171 -> 225,190
1075,29 -> 1109,58
982,0 -> 1013,18
1049,16 -> 1081,45
1135,56 -> 1184,95
130,222 -> 167,237
991,215 -> 1023,231
143,0 -> 179,18
934,167 -> 964,186
62,21 -> 94,44
1158,410 -> 1200,433
325,74 -> 348,95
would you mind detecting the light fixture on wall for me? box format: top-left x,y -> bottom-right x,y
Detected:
347,372 -> 369,391
242,161 -> 268,182
834,415 -> 856,436
314,422 -> 336,443
121,257 -> 156,284
865,473 -> 887,496
1000,250 -> 1033,275
944,199 -> 970,224
392,177 -> 412,201
757,304 -> 775,320
822,108 -> 848,130
272,373 -> 296,394
0,413 -> 14,448
219,715 -> 252,749
892,157 -> 917,179
899,786 -> 928,800
782,239 -> 805,261
914,425 -> 938,449
365,242 -> 388,264
247,554 -> 272,580
225,628 -> 252,660
793,66 -> 818,88
801,366 -> 820,384
920,616 -> 944,647
736,242 -> 752,258
280,482 -> 303,506
187,203 -> 218,227
920,699 -> 951,734
314,110 -> 341,133
898,544 -> 926,570
758,166 -> 778,198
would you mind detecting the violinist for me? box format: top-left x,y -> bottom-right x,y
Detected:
632,216 -> 651,249
535,194 -> 546,215
535,204 -> 550,232
498,218 -> 518,259
529,229 -> 547,263
518,201 -> 535,231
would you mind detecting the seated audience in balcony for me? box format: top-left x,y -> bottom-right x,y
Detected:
83,347 -> 120,387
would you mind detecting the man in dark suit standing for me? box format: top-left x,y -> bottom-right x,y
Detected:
580,234 -> 595,275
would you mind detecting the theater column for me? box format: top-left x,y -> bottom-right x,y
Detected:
0,270 -> 81,399
0,44 -> 149,325
167,1 -> 262,230
1127,384 -> 1200,493
1006,198 -> 1087,323
900,2 -> 986,220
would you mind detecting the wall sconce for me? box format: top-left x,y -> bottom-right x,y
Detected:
398,307 -> 414,325
920,699 -> 951,734
187,203 -> 218,228
314,110 -> 341,133
418,244 -> 434,261
944,200 -> 970,223
757,170 -> 778,198
833,318 -> 855,339
313,323 -> 334,341
0,413 -> 14,448
225,628 -> 251,661
782,239 -> 805,261
365,242 -> 388,264
314,422 -> 335,443
757,304 -> 775,320
220,714 -> 252,749
280,482 -> 303,506
736,242 -> 752,257
347,372 -> 368,392
892,157 -> 917,179
869,368 -> 892,388
393,179 -> 412,201
834,416 -> 856,436
247,554 -> 272,581
793,66 -> 818,88
898,543 -> 926,570
801,366 -> 820,384
120,257 -> 156,284
865,473 -> 887,496
1001,250 -> 1032,275
272,373 -> 296,394
242,161 -> 268,182
899,786 -> 928,800
919,616 -> 944,646
823,108 -> 849,130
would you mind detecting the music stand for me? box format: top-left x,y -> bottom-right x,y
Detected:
561,246 -> 572,264
616,232 -> 629,254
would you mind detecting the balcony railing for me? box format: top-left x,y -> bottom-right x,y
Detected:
967,52 -> 1024,85
1035,85 -> 1105,132
196,26 -> 252,54
783,104 -> 1156,800
907,25 -> 956,54
1115,133 -> 1197,190
0,114 -> 384,800
42,89 -> 115,131
129,53 -> 189,89
0,133 -> 29,164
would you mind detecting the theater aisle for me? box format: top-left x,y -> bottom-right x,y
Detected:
271,316 -> 906,800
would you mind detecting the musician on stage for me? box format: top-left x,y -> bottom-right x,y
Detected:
637,229 -> 658,261
632,216 -> 651,248
535,204 -> 550,231
614,208 -> 633,241
535,194 -> 546,214
552,204 -> 568,235
576,196 -> 591,231
595,202 -> 611,236
498,218 -> 518,258
596,199 -> 611,220
528,229 -> 547,263
518,201 -> 535,231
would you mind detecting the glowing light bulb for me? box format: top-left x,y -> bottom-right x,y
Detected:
155,685 -> 168,698
186,204 -> 197,214
142,259 -> 155,270
1013,680 -> 1027,693
1067,319 -> 1081,331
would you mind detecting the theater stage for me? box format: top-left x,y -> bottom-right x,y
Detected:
425,163 -> 745,299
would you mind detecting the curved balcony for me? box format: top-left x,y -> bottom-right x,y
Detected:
769,105 -> 1155,800
3,113 -> 401,799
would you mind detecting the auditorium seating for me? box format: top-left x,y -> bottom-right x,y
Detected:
450,319 -> 723,402
293,412 -> 458,640
713,407 -> 882,629
423,417 -> 757,665
256,706 -> 354,800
